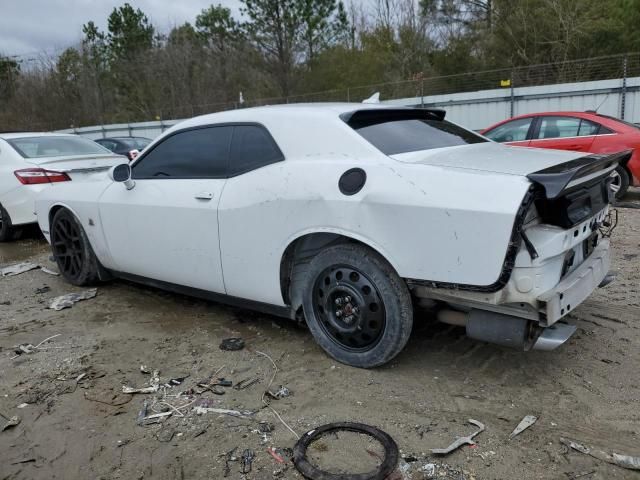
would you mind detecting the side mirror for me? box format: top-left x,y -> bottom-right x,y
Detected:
109,163 -> 135,190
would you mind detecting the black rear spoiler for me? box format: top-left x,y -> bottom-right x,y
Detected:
340,107 -> 446,125
527,150 -> 631,199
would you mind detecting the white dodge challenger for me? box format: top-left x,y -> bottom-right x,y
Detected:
34,104 -> 621,367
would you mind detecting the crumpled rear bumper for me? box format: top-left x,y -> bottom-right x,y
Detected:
538,238 -> 610,325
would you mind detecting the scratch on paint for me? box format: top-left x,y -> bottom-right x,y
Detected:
387,166 -> 428,197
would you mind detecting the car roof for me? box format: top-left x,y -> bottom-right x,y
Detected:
174,102 -> 410,129
0,132 -> 79,140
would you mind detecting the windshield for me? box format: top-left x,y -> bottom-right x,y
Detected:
345,109 -> 487,155
7,136 -> 112,158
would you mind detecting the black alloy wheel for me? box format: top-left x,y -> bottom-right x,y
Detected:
52,214 -> 85,278
313,265 -> 386,351
50,209 -> 100,286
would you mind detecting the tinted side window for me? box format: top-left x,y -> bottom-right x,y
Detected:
484,117 -> 533,143
97,140 -> 117,151
229,125 -> 283,175
132,126 -> 232,179
578,119 -> 601,136
535,116 -> 581,139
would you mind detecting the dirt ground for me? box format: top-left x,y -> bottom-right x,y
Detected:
1,192 -> 640,480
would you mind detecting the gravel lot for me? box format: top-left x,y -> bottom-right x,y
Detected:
1,191 -> 639,480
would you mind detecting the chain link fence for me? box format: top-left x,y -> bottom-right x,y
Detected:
166,52 -> 640,119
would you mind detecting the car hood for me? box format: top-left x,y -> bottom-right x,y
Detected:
390,142 -> 584,176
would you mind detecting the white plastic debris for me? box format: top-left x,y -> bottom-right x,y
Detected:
1,262 -> 39,277
16,403 -> 29,409
122,385 -> 159,394
193,407 -> 254,418
49,289 -> 97,311
510,415 -> 538,439
561,437 -> 640,471
40,267 -> 60,276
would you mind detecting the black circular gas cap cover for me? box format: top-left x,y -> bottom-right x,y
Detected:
338,168 -> 366,195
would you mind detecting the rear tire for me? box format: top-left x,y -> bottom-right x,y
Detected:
0,204 -> 22,242
302,244 -> 413,368
50,208 -> 100,286
611,166 -> 630,199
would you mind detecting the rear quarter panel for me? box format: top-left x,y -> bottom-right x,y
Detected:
218,157 -> 531,306
35,181 -> 114,267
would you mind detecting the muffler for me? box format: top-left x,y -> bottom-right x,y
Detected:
466,309 -> 538,350
437,308 -> 576,351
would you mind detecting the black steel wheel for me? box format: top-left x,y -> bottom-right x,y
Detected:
50,208 -> 100,286
302,244 -> 413,368
313,265 -> 386,352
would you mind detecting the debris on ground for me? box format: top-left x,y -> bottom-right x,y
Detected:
140,365 -> 151,374
34,286 -> 50,294
233,377 -> 259,390
1,416 -> 21,432
10,334 -> 61,359
266,385 -> 291,400
1,262 -> 39,277
431,419 -> 485,455
293,422 -> 399,480
193,406 -> 254,418
241,448 -> 255,474
49,289 -> 97,311
122,384 -> 159,394
267,446 -> 293,464
509,415 -> 537,439
40,267 -> 60,276
220,337 -> 245,351
560,437 -> 640,471
222,447 -> 238,477
136,400 -> 148,425
122,369 -> 160,394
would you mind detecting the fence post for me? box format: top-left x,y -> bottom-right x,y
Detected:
621,55 -> 628,120
347,88 -> 350,102
510,70 -> 515,118
421,79 -> 424,108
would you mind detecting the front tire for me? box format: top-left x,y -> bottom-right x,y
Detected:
302,244 -> 413,368
50,208 -> 100,286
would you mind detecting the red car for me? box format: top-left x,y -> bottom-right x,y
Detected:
481,111 -> 640,197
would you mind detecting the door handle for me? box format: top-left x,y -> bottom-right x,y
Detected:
194,192 -> 214,200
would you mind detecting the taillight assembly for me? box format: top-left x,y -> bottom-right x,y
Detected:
14,168 -> 71,185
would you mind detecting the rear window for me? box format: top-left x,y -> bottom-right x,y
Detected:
7,136 -> 111,158
345,109 -> 486,155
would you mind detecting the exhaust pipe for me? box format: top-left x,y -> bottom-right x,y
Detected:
531,323 -> 577,350
436,308 -> 576,351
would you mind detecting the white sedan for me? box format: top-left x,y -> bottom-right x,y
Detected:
34,104 -> 619,367
0,133 -> 124,241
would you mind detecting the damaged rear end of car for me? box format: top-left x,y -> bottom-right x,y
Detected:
410,150 -> 625,351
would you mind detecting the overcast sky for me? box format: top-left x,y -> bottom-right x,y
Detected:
1,0 -> 242,59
